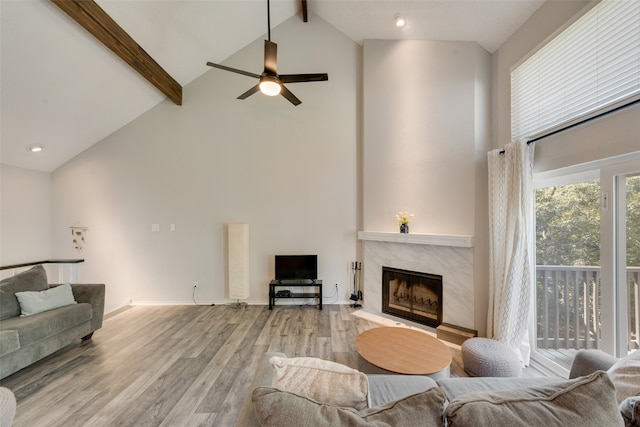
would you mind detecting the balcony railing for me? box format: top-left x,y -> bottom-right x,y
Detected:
537,265 -> 640,351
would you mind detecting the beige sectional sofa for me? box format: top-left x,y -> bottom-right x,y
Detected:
237,348 -> 640,426
0,265 -> 105,379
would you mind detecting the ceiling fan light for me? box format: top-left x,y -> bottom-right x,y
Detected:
259,77 -> 281,96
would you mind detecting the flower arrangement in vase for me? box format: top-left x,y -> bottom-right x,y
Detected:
395,212 -> 414,234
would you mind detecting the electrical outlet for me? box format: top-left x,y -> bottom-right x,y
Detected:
193,281 -> 199,288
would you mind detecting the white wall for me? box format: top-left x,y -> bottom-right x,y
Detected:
0,165 -> 52,266
49,15 -> 360,313
362,40 -> 490,235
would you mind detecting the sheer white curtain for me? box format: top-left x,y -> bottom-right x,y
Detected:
487,139 -> 535,365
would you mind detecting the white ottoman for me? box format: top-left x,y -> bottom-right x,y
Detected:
461,337 -> 522,377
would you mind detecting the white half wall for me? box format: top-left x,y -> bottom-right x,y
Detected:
49,15 -> 361,314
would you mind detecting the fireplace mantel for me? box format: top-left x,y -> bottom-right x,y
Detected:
358,231 -> 474,248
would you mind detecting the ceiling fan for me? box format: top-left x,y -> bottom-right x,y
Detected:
206,0 -> 328,106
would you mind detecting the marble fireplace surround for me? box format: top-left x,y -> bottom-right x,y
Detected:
358,232 -> 475,331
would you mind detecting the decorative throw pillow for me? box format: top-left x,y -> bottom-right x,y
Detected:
0,265 -> 48,320
15,284 -> 77,317
608,351 -> 640,405
270,356 -> 369,410
252,386 -> 446,427
445,371 -> 624,427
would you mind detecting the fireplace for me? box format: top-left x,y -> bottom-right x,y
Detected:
382,267 -> 443,328
359,233 -> 474,330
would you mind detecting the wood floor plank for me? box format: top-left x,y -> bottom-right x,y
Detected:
214,350 -> 268,426
116,357 -> 210,426
196,308 -> 271,412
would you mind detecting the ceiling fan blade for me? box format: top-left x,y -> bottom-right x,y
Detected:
279,73 -> 329,83
237,84 -> 261,100
264,40 -> 278,75
280,85 -> 301,106
206,62 -> 261,79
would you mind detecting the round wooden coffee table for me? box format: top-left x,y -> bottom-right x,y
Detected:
355,327 -> 452,376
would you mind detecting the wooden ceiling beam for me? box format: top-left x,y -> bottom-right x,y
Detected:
51,0 -> 182,105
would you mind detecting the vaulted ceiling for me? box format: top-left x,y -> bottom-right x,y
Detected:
1,0 -> 544,172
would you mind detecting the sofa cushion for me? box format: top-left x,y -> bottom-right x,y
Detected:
0,330 -> 20,357
0,265 -> 48,320
608,350 -> 640,405
437,376 -> 556,401
444,371 -> 623,427
367,374 -> 438,407
270,356 -> 369,410
252,386 -> 446,427
15,284 -> 77,317
0,303 -> 92,347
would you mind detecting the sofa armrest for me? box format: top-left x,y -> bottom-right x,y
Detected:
68,284 -> 105,333
569,349 -> 618,379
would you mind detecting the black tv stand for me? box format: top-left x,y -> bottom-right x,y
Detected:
269,279 -> 322,310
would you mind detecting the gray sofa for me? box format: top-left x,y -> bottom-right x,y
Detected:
237,348 -> 637,426
0,265 -> 105,379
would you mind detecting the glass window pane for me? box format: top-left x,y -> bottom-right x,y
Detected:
535,180 -> 601,369
626,175 -> 640,352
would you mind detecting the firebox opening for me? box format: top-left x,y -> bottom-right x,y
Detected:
382,267 -> 443,328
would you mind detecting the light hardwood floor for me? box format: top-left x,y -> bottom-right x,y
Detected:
0,304 -> 524,426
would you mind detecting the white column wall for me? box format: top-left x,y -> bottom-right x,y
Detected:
362,40 -> 491,333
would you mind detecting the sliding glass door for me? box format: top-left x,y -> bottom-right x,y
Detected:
533,154 -> 640,373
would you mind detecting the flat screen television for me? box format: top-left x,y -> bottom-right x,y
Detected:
275,255 -> 318,281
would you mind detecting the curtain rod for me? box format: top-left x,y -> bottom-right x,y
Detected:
500,97 -> 640,154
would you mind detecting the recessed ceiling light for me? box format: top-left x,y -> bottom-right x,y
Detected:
27,145 -> 44,153
394,14 -> 406,28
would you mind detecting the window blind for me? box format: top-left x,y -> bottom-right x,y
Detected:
511,0 -> 640,141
